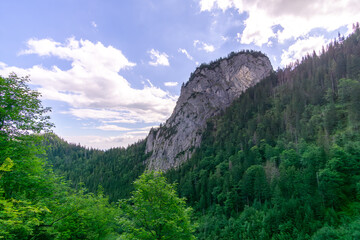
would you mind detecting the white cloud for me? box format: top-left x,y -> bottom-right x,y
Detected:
64,108 -> 125,120
63,106 -> 172,124
221,35 -> 229,41
68,125 -> 160,150
91,21 -> 97,28
138,125 -> 159,131
193,40 -> 215,52
345,23 -> 357,37
61,125 -> 159,149
96,125 -> 131,131
148,49 -> 170,66
102,119 -> 137,124
199,0 -> 242,11
164,82 -> 178,87
62,134 -> 147,150
280,36 -> 329,66
199,0 -> 360,46
126,130 -> 150,135
235,33 -> 242,42
199,0 -> 216,11
19,38 -> 135,71
0,38 -> 177,125
178,48 -> 193,61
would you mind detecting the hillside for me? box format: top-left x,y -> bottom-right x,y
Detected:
45,27 -> 360,239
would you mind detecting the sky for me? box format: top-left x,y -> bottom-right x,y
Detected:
0,0 -> 359,149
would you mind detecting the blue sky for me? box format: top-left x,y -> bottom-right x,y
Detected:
0,0 -> 359,149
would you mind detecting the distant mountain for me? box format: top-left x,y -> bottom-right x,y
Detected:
146,51 -> 272,171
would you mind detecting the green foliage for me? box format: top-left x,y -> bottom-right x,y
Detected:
0,74 -> 119,239
0,74 -> 53,139
0,158 -> 13,174
311,217 -> 360,240
118,171 -> 196,240
241,165 -> 270,204
38,184 -> 118,240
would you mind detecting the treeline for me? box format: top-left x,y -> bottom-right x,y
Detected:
166,26 -> 360,239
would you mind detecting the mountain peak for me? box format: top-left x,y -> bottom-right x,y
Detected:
146,51 -> 273,171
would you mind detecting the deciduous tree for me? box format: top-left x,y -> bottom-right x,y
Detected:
118,171 -> 196,240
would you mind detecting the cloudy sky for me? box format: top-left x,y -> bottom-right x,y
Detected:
1,0 -> 359,149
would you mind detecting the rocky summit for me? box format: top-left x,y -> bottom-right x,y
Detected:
145,51 -> 273,171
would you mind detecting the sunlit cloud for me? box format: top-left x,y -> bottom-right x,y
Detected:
199,0 -> 360,46
0,38 -> 177,126
96,125 -> 131,131
62,134 -> 148,150
178,48 -> 194,61
148,49 -> 170,66
281,36 -> 329,66
164,81 -> 178,87
194,40 -> 215,52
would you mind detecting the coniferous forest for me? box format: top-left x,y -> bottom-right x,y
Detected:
1,27 -> 360,239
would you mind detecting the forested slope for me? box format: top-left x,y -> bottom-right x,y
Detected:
45,135 -> 148,201
166,27 -> 360,239
45,27 -> 360,239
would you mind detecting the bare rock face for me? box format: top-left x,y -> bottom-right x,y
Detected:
145,52 -> 273,171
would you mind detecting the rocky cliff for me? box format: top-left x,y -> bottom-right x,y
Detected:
145,51 -> 273,171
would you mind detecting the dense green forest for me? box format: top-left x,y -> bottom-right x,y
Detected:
45,135 -> 148,201
2,27 -> 360,239
167,30 -> 360,239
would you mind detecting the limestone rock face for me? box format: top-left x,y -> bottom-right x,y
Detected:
145,52 -> 272,171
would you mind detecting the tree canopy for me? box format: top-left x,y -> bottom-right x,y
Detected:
0,73 -> 53,140
0,74 -> 119,239
118,171 -> 196,240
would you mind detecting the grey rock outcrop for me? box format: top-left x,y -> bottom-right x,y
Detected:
146,52 -> 273,171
